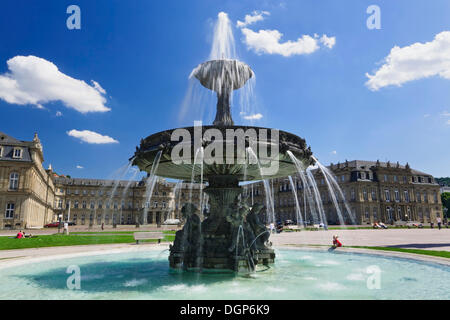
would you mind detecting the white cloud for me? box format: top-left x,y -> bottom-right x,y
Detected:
236,11 -> 270,28
242,113 -> 263,120
331,150 -> 337,155
0,55 -> 109,113
447,119 -> 450,125
240,27 -> 335,57
441,111 -> 450,117
366,31 -> 450,91
56,111 -> 62,117
67,129 -> 119,144
91,80 -> 106,94
320,34 -> 336,49
76,165 -> 84,169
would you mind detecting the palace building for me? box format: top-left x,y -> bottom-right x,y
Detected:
0,132 -> 55,229
246,160 -> 443,225
0,131 -> 443,229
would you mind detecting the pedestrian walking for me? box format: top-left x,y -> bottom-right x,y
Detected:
437,217 -> 442,230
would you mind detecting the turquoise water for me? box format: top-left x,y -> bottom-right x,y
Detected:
0,248 -> 448,299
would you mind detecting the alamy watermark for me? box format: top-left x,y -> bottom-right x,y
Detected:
66,265 -> 81,290
66,5 -> 81,30
170,121 -> 280,176
366,5 -> 381,30
366,265 -> 381,289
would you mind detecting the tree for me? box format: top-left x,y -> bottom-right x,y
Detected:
441,192 -> 450,219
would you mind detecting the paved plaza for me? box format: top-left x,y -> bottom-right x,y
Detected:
271,228 -> 450,251
1,228 -> 449,266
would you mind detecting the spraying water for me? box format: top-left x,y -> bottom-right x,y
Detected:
210,12 -> 237,60
143,151 -> 162,224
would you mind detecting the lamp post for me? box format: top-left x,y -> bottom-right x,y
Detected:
57,214 -> 62,233
67,200 -> 71,235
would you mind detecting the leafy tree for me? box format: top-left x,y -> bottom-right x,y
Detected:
442,192 -> 450,219
435,177 -> 450,186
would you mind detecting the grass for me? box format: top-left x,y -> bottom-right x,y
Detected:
348,246 -> 450,259
71,230 -> 177,235
0,233 -> 175,250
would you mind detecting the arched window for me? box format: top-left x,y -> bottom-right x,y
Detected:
9,172 -> 19,190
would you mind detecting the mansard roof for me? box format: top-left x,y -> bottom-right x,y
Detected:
0,132 -> 32,162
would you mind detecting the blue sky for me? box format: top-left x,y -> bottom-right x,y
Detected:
0,0 -> 449,178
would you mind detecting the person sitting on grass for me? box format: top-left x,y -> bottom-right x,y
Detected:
378,221 -> 388,229
373,222 -> 381,229
16,230 -> 24,239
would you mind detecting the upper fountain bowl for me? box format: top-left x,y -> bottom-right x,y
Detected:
191,59 -> 254,92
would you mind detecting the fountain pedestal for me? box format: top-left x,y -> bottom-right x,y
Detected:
169,176 -> 274,272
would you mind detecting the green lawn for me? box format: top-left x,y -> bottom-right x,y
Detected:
0,233 -> 175,250
348,246 -> 450,259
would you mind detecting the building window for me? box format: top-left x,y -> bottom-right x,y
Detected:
386,207 -> 393,221
393,175 -> 398,182
58,200 -> 63,209
9,172 -> 19,190
434,193 -> 438,204
350,189 -> 355,201
404,190 -> 410,203
13,148 -> 23,158
424,192 -> 428,203
371,189 -> 377,201
365,208 -> 369,220
90,201 -> 95,209
74,201 -> 79,209
154,201 -> 158,208
83,190 -> 87,195
394,190 -> 400,202
0,146 -> 2,157
363,189 -> 368,201
5,203 -> 15,219
341,175 -> 345,182
416,192 -> 421,203
98,200 -> 103,209
82,201 -> 87,209
384,175 -> 388,182
384,190 -> 391,202
373,208 -> 378,220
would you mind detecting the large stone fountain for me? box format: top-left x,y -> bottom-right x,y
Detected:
132,57 -> 315,272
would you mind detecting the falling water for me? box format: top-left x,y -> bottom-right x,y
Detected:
287,151 -> 321,225
312,156 -> 357,225
173,181 -> 182,218
288,176 -> 304,226
143,151 -> 162,224
189,147 -> 204,213
247,147 -> 276,225
102,161 -> 134,225
305,169 -> 328,227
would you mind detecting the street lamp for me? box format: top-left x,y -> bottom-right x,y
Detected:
58,214 -> 62,233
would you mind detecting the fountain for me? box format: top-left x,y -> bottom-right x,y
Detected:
131,12 -> 315,272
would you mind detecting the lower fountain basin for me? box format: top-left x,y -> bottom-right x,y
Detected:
132,125 -> 314,182
1,248 -> 448,300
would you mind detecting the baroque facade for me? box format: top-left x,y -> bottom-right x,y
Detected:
245,160 -> 442,225
0,132 -> 55,229
0,131 -> 443,229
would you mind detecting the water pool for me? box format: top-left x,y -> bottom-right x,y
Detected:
0,248 -> 448,299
